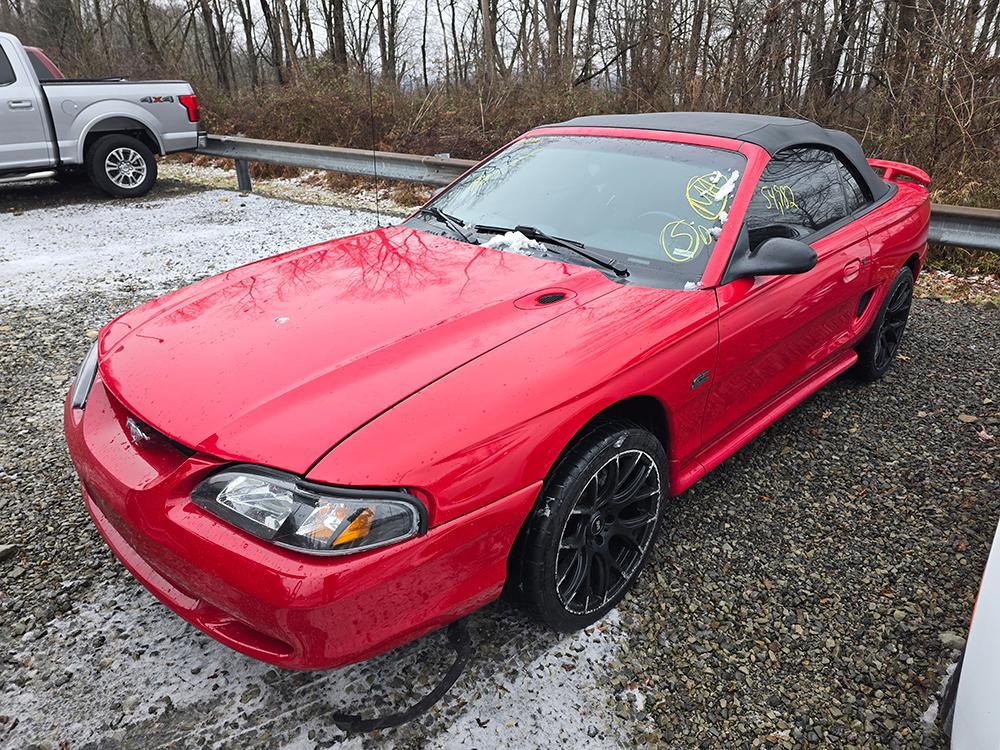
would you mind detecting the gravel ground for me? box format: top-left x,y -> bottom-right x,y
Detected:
1,173 -> 998,749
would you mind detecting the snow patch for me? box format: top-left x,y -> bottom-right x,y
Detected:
482,231 -> 546,256
921,698 -> 939,728
5,581 -> 631,748
620,687 -> 647,713
0,189 -> 379,305
921,657 -> 960,733
426,610 -> 628,749
713,169 -> 740,201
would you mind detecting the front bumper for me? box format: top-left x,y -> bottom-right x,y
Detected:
65,378 -> 539,669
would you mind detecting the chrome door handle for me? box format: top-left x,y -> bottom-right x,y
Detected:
8,100 -> 34,110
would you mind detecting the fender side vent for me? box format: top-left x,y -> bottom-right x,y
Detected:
537,292 -> 566,305
856,288 -> 875,317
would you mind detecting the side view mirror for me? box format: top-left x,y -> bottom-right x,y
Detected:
727,237 -> 817,281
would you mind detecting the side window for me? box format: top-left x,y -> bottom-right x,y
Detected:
0,47 -> 15,86
745,147 -> 848,236
836,158 -> 869,214
27,51 -> 54,81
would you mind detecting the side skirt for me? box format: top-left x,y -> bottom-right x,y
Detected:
672,350 -> 859,495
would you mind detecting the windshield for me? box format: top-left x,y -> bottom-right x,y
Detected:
412,135 -> 746,288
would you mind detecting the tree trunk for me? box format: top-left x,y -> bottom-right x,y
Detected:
480,0 -> 495,80
259,0 -> 287,83
196,0 -> 230,89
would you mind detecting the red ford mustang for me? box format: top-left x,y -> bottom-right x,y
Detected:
65,113 -> 930,670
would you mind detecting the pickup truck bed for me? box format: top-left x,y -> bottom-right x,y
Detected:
40,79 -> 202,165
0,32 -> 203,197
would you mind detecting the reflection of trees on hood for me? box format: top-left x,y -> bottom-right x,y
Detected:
159,223 -> 567,324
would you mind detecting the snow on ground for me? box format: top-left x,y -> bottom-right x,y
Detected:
423,611 -> 628,750
5,579 -> 629,749
0,188 -> 379,305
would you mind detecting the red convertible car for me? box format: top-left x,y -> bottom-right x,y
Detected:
65,113 -> 930,670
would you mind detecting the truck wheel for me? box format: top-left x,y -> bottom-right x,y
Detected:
512,421 -> 667,632
853,266 -> 914,382
86,135 -> 157,198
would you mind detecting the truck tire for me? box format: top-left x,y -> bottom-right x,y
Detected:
86,134 -> 157,198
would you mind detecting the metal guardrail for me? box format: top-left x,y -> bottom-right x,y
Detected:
197,135 -> 1000,253
927,204 -> 1000,253
199,135 -> 475,189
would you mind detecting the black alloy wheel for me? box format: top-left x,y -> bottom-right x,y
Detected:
555,449 -> 662,615
854,265 -> 915,381
511,421 -> 668,631
873,277 -> 913,371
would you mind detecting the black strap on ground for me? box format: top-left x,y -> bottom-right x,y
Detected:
331,618 -> 473,733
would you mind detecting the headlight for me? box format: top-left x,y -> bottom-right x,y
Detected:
191,466 -> 425,555
70,341 -> 99,409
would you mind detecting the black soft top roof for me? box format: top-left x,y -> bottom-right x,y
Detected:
542,112 -> 889,200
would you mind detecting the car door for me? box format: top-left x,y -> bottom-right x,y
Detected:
700,146 -> 873,450
0,38 -> 52,171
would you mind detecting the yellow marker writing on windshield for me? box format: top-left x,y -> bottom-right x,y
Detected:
660,220 -> 713,263
686,171 -> 729,221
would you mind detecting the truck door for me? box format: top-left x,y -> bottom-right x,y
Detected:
0,37 -> 52,171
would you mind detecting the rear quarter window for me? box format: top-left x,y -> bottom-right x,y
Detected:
836,158 -> 870,214
746,147 -> 849,234
0,47 -> 15,86
26,50 -> 55,81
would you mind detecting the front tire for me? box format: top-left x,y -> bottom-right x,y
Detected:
86,134 -> 157,198
853,266 -> 914,381
513,422 -> 668,632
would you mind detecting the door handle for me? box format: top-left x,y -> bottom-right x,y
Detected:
8,100 -> 34,110
843,258 -> 862,282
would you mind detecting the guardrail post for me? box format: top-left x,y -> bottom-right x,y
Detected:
235,159 -> 253,193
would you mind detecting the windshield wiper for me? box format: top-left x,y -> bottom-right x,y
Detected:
475,224 -> 628,277
419,206 -> 477,244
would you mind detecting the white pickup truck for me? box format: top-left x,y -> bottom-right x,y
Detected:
0,32 -> 204,197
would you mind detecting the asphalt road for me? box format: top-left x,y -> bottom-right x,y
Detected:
1,174 -> 997,749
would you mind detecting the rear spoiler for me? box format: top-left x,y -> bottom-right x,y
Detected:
867,158 -> 931,187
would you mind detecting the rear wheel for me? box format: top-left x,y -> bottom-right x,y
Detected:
854,266 -> 914,381
512,422 -> 667,631
86,134 -> 157,198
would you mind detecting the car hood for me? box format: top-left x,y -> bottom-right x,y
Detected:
98,226 -> 619,474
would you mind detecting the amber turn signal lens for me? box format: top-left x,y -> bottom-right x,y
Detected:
334,509 -> 373,545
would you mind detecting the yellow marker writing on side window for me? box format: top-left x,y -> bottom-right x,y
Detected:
761,184 -> 799,214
